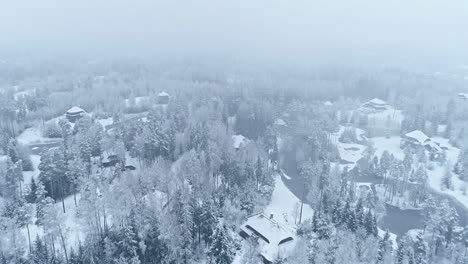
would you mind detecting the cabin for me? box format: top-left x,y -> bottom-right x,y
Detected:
239,213 -> 295,263
65,106 -> 86,123
157,91 -> 170,105
361,98 -> 388,111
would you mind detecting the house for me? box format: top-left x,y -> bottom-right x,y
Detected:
65,106 -> 86,123
102,153 -> 121,168
402,130 -> 431,147
361,98 -> 388,111
401,130 -> 444,160
157,91 -> 170,105
239,213 -> 295,263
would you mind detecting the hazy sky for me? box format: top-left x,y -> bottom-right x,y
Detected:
1,0 -> 468,67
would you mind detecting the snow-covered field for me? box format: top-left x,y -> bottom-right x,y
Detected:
17,127 -> 54,145
372,136 -> 405,160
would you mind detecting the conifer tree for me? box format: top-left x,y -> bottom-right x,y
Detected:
208,225 -> 236,264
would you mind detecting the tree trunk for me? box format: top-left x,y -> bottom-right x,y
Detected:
61,184 -> 66,213
73,187 -> 77,207
26,224 -> 32,253
299,187 -> 305,224
59,226 -> 69,264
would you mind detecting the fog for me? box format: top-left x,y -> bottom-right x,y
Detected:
1,0 -> 468,67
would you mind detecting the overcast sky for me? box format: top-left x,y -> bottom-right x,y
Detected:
1,0 -> 468,67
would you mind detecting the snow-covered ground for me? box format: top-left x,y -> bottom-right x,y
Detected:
22,155 -> 41,184
372,136 -> 405,160
266,174 -> 313,227
17,127 -> 55,145
330,126 -> 366,170
21,194 -> 84,257
426,138 -> 467,206
232,134 -> 249,149
97,117 -> 113,127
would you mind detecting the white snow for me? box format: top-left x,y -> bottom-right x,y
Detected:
240,213 -> 295,262
21,194 -> 84,256
426,138 -> 468,207
97,117 -> 113,127
17,127 -> 58,145
158,91 -> 170,97
378,228 -> 398,250
367,98 -> 387,105
265,173 -> 313,228
372,136 -> 405,160
404,130 -> 430,145
66,106 -> 85,114
373,135 -> 468,210
274,118 -> 287,126
330,126 -> 366,170
232,134 -> 249,149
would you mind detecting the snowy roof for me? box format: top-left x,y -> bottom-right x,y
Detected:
274,118 -> 287,126
324,101 -> 333,106
158,91 -> 170,97
232,134 -> 248,149
66,106 -> 85,114
404,130 -> 430,144
459,93 -> 468,99
367,98 -> 387,105
240,213 -> 295,262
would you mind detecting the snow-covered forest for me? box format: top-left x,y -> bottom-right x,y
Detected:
1,57 -> 468,264
2,1 -> 468,264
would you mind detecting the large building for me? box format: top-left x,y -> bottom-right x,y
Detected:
65,106 -> 86,123
239,213 -> 295,263
361,98 -> 388,111
401,130 -> 444,160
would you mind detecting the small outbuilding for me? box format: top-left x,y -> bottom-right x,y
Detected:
65,106 -> 86,123
157,91 -> 170,105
